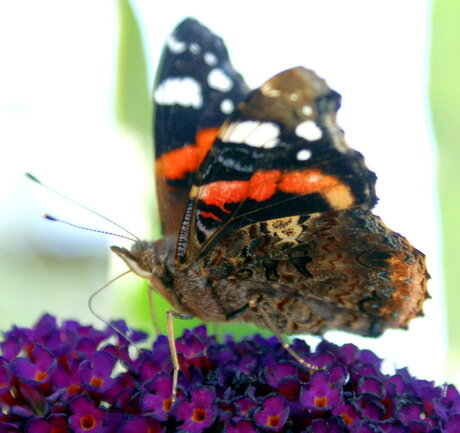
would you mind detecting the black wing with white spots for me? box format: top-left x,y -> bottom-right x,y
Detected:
154,18 -> 249,238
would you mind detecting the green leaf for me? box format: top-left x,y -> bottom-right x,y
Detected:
115,0 -> 151,136
430,0 -> 460,379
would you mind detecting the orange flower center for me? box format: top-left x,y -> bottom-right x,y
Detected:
267,415 -> 280,427
341,412 -> 353,425
163,398 -> 172,412
314,396 -> 328,408
66,384 -> 80,394
90,376 -> 103,387
80,414 -> 96,430
34,370 -> 48,382
192,408 -> 206,423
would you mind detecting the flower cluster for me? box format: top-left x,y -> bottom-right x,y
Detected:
0,315 -> 459,432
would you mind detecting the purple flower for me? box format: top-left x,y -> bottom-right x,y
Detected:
0,357 -> 12,394
0,314 -> 459,432
79,350 -> 116,393
51,363 -> 83,399
224,419 -> 258,433
357,376 -> 385,399
26,414 -> 69,433
0,325 -> 33,361
300,370 -> 343,411
445,414 -> 460,433
310,417 -> 347,433
254,394 -> 289,431
69,395 -> 105,433
232,394 -> 258,417
140,373 -> 175,421
10,345 -> 56,385
121,415 -> 164,433
174,386 -> 216,432
263,355 -> 299,388
332,401 -> 360,428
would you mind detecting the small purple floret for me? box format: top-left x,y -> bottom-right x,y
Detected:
254,394 -> 289,431
174,386 -> 216,432
69,395 -> 105,433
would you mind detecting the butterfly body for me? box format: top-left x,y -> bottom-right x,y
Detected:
113,18 -> 429,338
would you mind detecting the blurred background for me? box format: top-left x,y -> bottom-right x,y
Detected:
1,0 -> 457,386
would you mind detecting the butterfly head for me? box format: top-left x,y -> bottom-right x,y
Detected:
111,239 -> 172,279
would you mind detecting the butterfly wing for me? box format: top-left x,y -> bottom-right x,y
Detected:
176,67 -> 377,263
154,18 -> 250,238
199,209 -> 429,337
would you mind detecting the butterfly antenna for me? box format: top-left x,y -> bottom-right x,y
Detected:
43,214 -> 137,242
26,172 -> 140,242
89,270 -> 141,354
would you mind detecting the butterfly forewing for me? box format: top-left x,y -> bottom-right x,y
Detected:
154,18 -> 249,239
177,67 -> 377,263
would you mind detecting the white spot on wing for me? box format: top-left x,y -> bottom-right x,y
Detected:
302,105 -> 313,116
208,68 -> 233,92
189,42 -> 200,54
220,121 -> 279,148
154,78 -> 202,108
220,99 -> 234,114
295,120 -> 322,141
220,121 -> 255,142
204,52 -> 218,66
167,36 -> 186,53
261,82 -> 281,97
296,149 -> 312,161
245,123 -> 279,148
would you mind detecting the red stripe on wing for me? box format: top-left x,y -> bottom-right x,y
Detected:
156,127 -> 219,181
199,168 -> 342,212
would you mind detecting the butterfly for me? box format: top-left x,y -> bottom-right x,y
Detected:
112,17 -> 429,344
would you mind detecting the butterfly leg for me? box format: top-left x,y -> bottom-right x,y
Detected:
248,297 -> 320,372
166,310 -> 195,404
147,285 -> 161,335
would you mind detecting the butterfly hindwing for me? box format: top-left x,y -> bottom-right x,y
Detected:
177,67 -> 378,263
199,209 -> 429,337
154,18 -> 249,238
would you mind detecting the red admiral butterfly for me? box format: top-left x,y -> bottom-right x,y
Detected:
112,18 -> 429,342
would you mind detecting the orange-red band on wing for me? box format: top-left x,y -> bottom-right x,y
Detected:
199,210 -> 222,221
279,169 -> 339,194
156,127 -> 219,181
200,180 -> 249,213
157,146 -> 200,180
249,170 -> 282,201
199,168 -> 343,212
